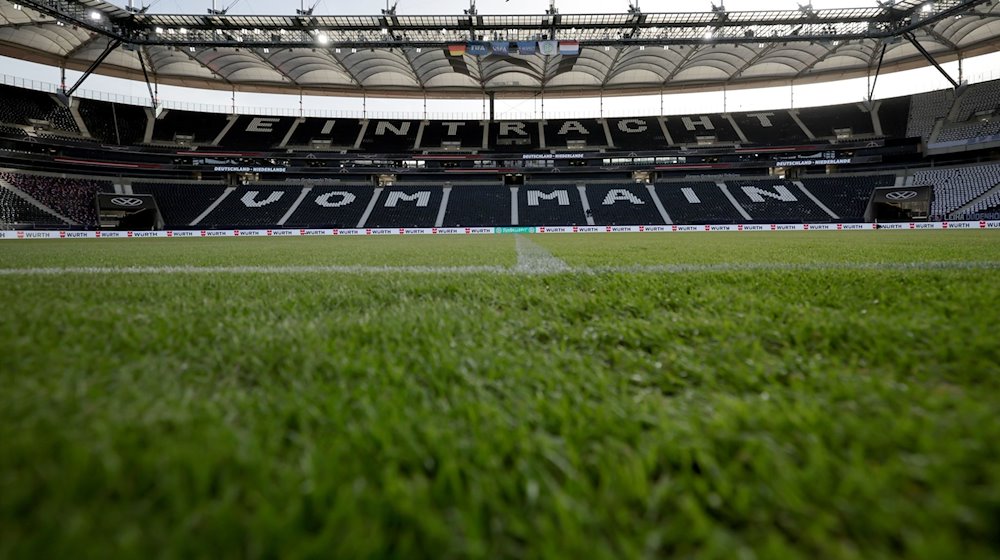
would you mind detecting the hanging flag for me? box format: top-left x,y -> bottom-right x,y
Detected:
467,42 -> 490,56
491,41 -> 510,56
539,40 -> 558,56
516,41 -> 537,55
448,44 -> 466,56
559,40 -> 580,56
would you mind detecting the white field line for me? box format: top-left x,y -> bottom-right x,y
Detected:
0,261 -> 998,276
515,235 -> 571,274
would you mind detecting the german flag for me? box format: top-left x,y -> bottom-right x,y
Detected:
448,43 -> 467,56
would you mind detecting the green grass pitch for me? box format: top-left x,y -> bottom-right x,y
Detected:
1,232 -> 999,558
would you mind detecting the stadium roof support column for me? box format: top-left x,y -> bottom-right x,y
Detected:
60,38 -> 122,99
867,43 -> 888,101
904,32 -> 960,89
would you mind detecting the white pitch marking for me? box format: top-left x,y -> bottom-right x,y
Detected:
514,235 -> 571,274
0,261 -> 997,277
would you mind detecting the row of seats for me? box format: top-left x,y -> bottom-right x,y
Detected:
0,186 -> 65,228
912,163 -> 1000,217
0,173 -> 112,226
0,85 -> 78,133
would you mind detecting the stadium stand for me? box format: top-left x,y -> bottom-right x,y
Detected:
151,109 -> 231,145
606,117 -> 668,151
364,186 -> 446,228
286,117 -> 365,149
216,116 -> 298,149
731,110 -> 810,145
517,185 -> 588,226
724,179 -> 831,223
0,173 -> 110,226
584,184 -> 668,225
0,186 -> 65,228
962,190 -> 1000,219
913,163 -> 1000,218
420,121 -> 486,151
0,85 -> 78,133
664,114 -> 741,145
654,182 -> 747,224
797,104 -> 876,139
441,184 -> 513,227
77,99 -> 147,145
281,185 -> 377,228
0,125 -> 28,138
131,183 -> 230,227
192,185 -> 304,229
952,80 -> 1000,123
488,121 -> 542,152
907,89 -> 954,142
543,119 -> 608,149
936,118 -> 1000,143
799,175 -> 897,221
358,120 -> 421,153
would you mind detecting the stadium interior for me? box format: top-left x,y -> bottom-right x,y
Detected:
0,0 -> 999,230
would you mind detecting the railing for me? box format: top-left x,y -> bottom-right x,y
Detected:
4,68 -> 1000,121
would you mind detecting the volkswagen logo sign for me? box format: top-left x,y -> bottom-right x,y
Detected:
110,197 -> 144,207
886,191 -> 918,201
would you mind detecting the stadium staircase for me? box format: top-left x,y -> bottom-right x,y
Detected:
0,175 -> 74,225
951,181 -> 1000,219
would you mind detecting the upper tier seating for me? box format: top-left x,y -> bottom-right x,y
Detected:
799,175 -> 896,221
516,185 -> 588,226
0,173 -> 111,226
952,80 -> 1000,122
543,119 -> 608,149
731,110 -> 810,145
358,120 -> 421,153
585,184 -> 668,226
131,183 -> 229,227
664,114 -> 741,145
0,85 -> 78,133
913,163 -> 1000,217
151,109 -> 230,144
441,185 -> 512,227
798,104 -> 875,139
286,118 -> 365,148
935,118 -> 1000,144
216,116 -> 298,149
724,179 -> 831,223
654,182 -> 747,225
607,117 -> 668,151
487,121 -> 542,152
907,89 -> 954,142
0,187 -> 64,228
77,99 -> 147,145
420,121 -> 486,151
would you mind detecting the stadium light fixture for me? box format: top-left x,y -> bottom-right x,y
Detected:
921,3 -> 933,12
316,34 -> 329,45
155,27 -> 163,33
12,3 -> 22,10
89,10 -> 102,20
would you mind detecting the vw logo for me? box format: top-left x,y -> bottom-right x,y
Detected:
110,197 -> 143,207
886,191 -> 918,201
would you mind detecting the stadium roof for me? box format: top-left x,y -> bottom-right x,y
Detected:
0,0 -> 998,98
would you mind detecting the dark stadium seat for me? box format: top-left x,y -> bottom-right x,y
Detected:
0,173 -> 111,226
359,120 -> 421,153
192,185 -> 304,229
487,121 -> 542,152
663,114 -> 741,145
731,110 -> 810,145
799,175 -> 896,221
654,182 -> 747,225
286,117 -> 365,149
517,185 -> 588,226
216,115 -> 298,149
152,109 -> 231,145
131,183 -> 230,228
0,186 -> 65,228
441,184 -> 513,227
542,119 -> 608,149
364,186 -> 445,228
724,179 -> 831,223
420,120 -> 487,151
606,117 -> 668,151
0,85 -> 78,133
797,104 -> 875,139
77,99 -> 148,145
282,185 -> 378,228
585,184 -> 668,225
